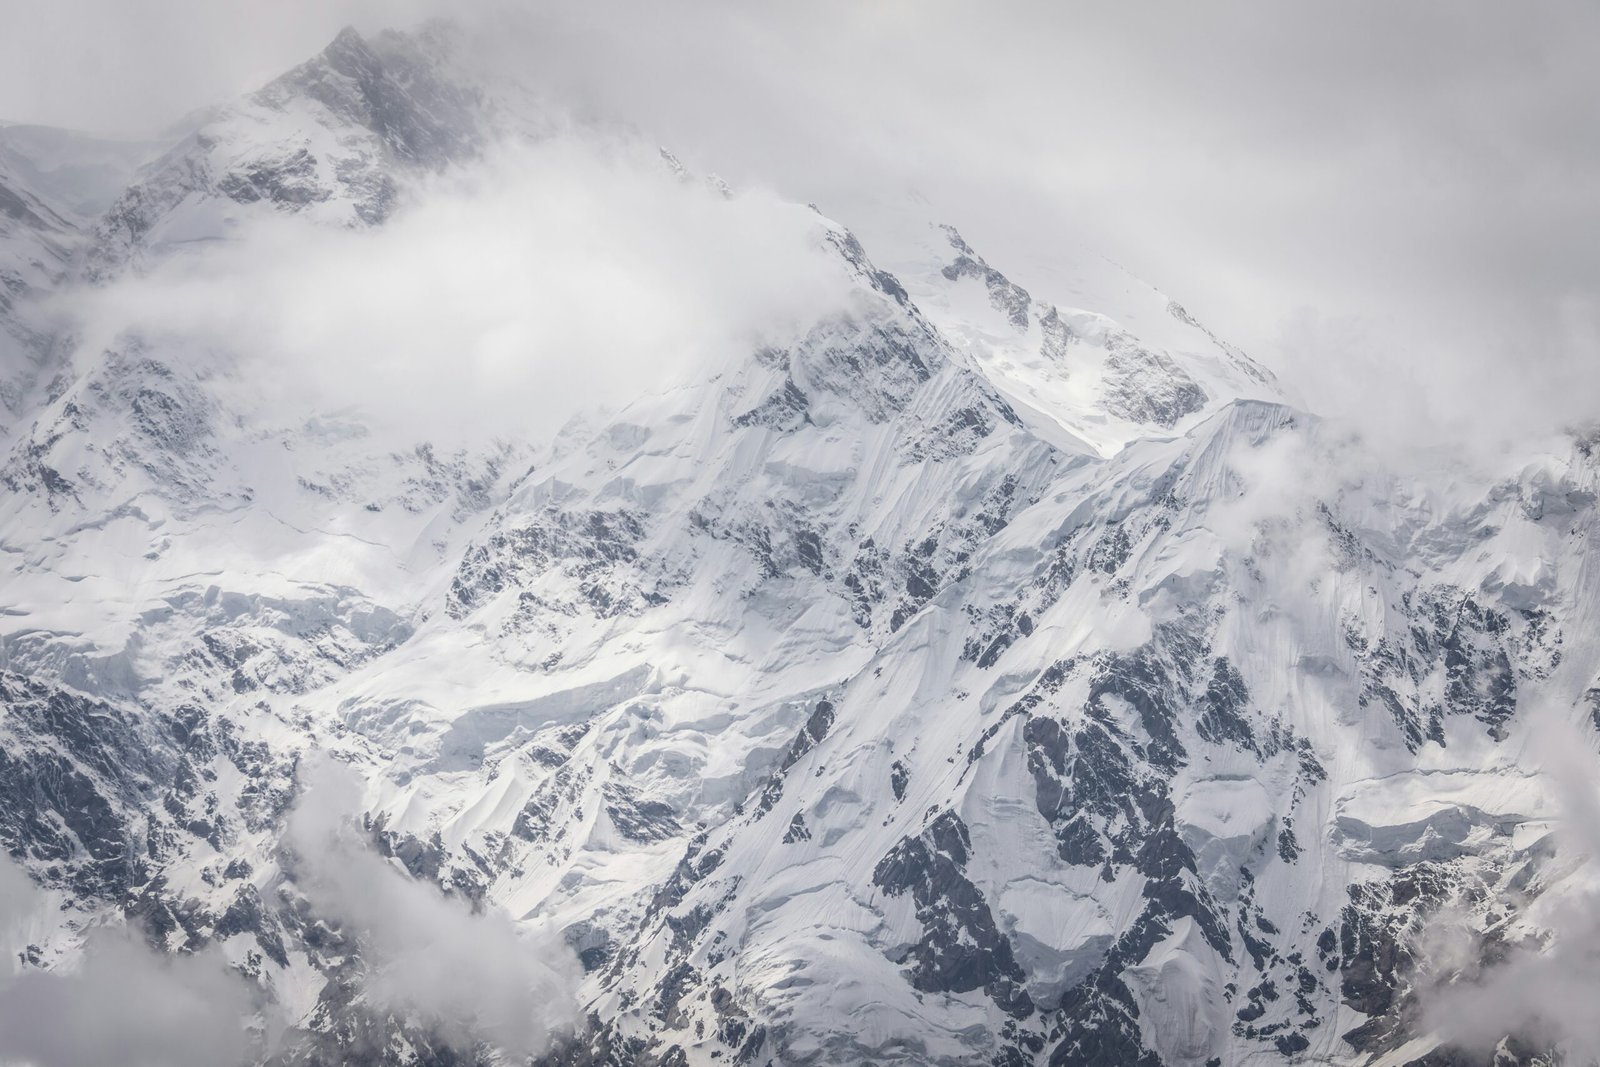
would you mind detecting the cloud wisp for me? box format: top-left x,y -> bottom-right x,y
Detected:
60,132 -> 856,450
283,753 -> 581,1058
452,0 -> 1600,453
6,2 -> 1595,454
0,751 -> 582,1067
1417,724 -> 1600,1063
0,855 -> 260,1067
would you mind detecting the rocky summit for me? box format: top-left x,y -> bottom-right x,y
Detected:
0,23 -> 1595,1067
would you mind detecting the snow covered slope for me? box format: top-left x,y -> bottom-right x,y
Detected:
1,23 -> 1595,1067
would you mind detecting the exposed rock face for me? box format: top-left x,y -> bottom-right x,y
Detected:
941,225 -> 1033,331
0,23 -> 1590,1067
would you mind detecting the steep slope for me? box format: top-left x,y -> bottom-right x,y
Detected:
835,202 -> 1280,457
1,23 -> 1595,1067
566,405 -> 1589,1065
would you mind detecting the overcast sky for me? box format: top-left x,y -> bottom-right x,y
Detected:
2,0 -> 1595,447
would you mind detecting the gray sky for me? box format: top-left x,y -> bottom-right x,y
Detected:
3,0 -> 1595,447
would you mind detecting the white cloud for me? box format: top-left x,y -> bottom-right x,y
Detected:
283,752 -> 581,1058
1418,725 -> 1600,1062
441,1 -> 1600,453
0,753 -> 582,1067
63,133 -> 856,449
8,2 -> 1598,452
0,855 -> 259,1067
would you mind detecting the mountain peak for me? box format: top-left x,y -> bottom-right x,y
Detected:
326,24 -> 370,54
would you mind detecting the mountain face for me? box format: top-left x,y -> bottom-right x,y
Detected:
1,24 -> 1595,1067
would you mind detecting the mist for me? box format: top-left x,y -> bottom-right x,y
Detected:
5,0 -> 1597,451
1418,724 -> 1600,1063
0,752 -> 583,1066
61,133 -> 855,448
0,856 -> 260,1067
283,753 -> 581,1058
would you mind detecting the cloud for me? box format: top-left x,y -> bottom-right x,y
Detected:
7,2 -> 1598,452
283,752 -> 580,1058
444,1 -> 1600,452
0,855 -> 259,1067
62,133 -> 856,448
1417,724 -> 1600,1063
0,858 -> 37,953
0,753 -> 581,1067
0,0 -> 438,136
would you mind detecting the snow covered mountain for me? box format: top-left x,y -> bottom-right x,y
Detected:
2,23 -> 1596,1067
